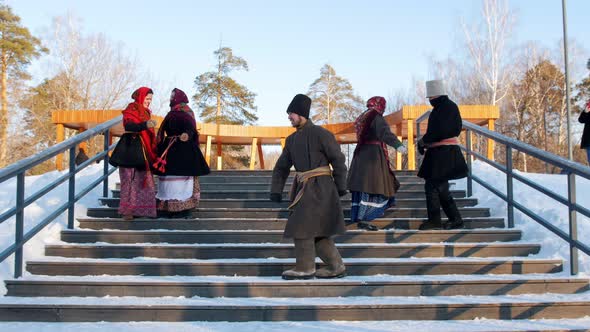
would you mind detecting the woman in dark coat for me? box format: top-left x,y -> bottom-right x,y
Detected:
118,87 -> 158,220
347,96 -> 407,231
155,88 -> 210,218
578,100 -> 590,165
417,80 -> 468,230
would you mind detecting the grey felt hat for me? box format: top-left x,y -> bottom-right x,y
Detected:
425,80 -> 446,98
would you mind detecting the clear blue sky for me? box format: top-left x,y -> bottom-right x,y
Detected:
7,0 -> 590,125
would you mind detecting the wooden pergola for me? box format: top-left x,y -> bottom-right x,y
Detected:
51,105 -> 499,171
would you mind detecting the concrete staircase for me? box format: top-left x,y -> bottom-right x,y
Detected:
2,170 -> 590,322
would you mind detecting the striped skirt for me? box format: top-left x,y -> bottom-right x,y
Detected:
348,191 -> 395,224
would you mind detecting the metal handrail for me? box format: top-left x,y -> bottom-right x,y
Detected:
0,115 -> 122,278
416,110 -> 589,275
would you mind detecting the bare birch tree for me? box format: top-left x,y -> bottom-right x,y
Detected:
461,0 -> 516,106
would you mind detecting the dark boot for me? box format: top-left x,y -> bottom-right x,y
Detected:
282,239 -> 316,280
437,182 -> 464,230
357,221 -> 379,231
314,237 -> 346,279
420,180 -> 442,230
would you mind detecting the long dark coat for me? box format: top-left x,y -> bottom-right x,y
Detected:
156,110 -> 210,177
578,111 -> 590,149
347,114 -> 402,197
417,96 -> 468,181
271,120 -> 348,239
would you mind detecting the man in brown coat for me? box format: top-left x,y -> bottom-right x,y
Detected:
270,94 -> 348,280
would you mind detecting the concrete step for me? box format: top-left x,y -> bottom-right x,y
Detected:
206,169 -> 419,177
110,189 -> 467,199
6,276 -> 588,298
44,242 -> 540,259
197,175 -> 422,184
1,297 -> 589,322
115,178 -> 428,189
25,258 -> 563,276
100,197 -> 477,209
77,216 -> 504,230
60,229 -> 522,244
100,197 -> 476,209
87,206 -> 488,219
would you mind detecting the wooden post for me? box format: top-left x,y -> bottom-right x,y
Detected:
407,119 -> 415,170
56,124 -> 65,170
205,135 -> 212,166
257,142 -> 265,170
216,140 -> 222,170
467,130 -> 474,163
487,119 -> 495,161
249,137 -> 258,170
395,124 -> 402,170
280,138 -> 286,149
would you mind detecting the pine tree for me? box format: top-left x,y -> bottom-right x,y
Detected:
0,5 -> 47,167
307,64 -> 364,124
193,47 -> 257,125
19,73 -> 83,173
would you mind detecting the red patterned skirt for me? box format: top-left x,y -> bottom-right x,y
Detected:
118,167 -> 157,218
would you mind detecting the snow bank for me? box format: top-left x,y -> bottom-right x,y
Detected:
453,160 -> 590,275
0,162 -> 117,294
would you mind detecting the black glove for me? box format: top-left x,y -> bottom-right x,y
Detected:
270,193 -> 282,202
338,190 -> 348,197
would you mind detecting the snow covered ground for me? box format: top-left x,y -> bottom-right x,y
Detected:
0,319 -> 589,332
453,160 -> 590,275
0,161 -> 589,330
0,162 -> 118,293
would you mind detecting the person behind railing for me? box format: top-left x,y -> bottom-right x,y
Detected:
118,87 -> 158,221
154,88 -> 210,218
578,99 -> 590,165
270,94 -> 347,280
417,80 -> 468,230
346,96 -> 408,231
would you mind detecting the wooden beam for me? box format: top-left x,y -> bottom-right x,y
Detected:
257,142 -> 265,170
407,119 -> 415,170
205,136 -> 212,166
249,137 -> 258,170
56,124 -> 65,171
216,140 -> 222,170
280,138 -> 286,149
487,119 -> 495,161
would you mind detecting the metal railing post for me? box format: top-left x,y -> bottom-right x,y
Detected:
14,172 -> 25,278
103,130 -> 110,198
506,146 -> 515,228
465,129 -> 473,197
567,172 -> 578,275
67,147 -> 76,229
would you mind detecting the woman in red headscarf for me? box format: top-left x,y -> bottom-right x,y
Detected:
154,88 -> 210,218
346,96 -> 407,230
118,87 -> 158,220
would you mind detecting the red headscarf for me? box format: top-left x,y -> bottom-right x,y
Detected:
366,96 -> 386,114
122,87 -> 157,163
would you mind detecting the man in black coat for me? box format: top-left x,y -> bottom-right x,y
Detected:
417,80 -> 468,230
270,94 -> 348,280
578,100 -> 590,165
